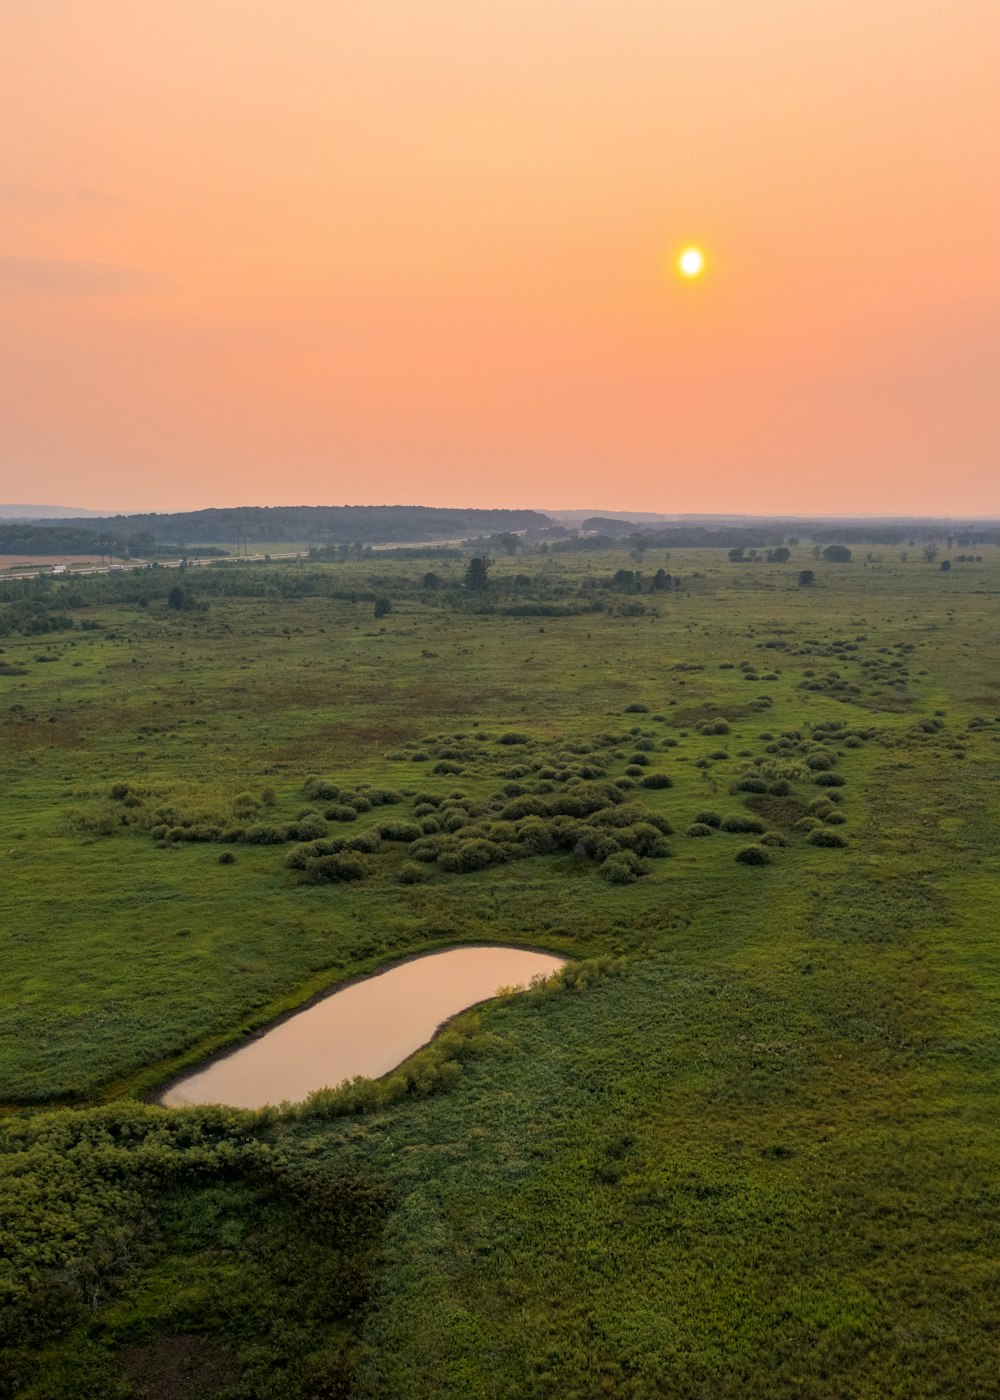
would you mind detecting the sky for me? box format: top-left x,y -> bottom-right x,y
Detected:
1,1 -> 998,517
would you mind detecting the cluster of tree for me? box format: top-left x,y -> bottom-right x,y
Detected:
23,505 -> 551,550
727,546 -> 791,563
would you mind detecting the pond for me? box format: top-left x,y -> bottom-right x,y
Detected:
161,945 -> 565,1109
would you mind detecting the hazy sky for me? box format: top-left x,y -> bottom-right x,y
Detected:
2,1 -> 998,515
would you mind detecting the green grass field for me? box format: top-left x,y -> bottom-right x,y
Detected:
2,545 -> 999,1397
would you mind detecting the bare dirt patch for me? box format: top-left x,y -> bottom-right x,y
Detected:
121,1333 -> 239,1400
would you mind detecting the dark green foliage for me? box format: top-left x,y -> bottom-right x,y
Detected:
694,810 -> 722,827
326,804 -> 359,822
292,814 -> 327,841
807,828 -> 848,847
735,843 -> 771,864
438,838 -> 504,872
300,852 -> 370,883
463,556 -> 491,591
639,771 -> 672,788
822,544 -> 852,563
814,772 -> 846,787
376,820 -> 422,843
687,822 -> 714,836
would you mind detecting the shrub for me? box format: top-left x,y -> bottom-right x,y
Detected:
432,761 -> 463,776
824,811 -> 847,825
517,816 -> 557,854
807,828 -> 848,847
243,823 -> 291,844
325,804 -> 359,822
617,822 -> 671,858
497,732 -> 531,745
719,813 -> 767,834
377,820 -> 422,843
346,830 -> 382,853
398,861 -> 426,884
623,702 -> 649,713
794,816 -> 821,831
814,773 -> 846,787
694,810 -> 722,827
760,831 -> 787,847
409,838 -> 443,862
627,752 -> 650,767
687,822 -> 714,837
293,814 -> 327,842
696,718 -> 730,735
438,838 -> 504,872
734,777 -> 768,794
301,852 -> 370,882
367,788 -> 403,806
735,843 -> 771,865
805,751 -> 835,771
218,850 -> 235,865
303,777 -> 340,801
640,772 -> 673,789
591,803 -> 673,835
599,853 -> 645,883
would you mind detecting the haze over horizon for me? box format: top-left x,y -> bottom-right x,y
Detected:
2,2 -> 998,517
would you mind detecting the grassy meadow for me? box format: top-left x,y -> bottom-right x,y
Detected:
2,544 -> 1000,1397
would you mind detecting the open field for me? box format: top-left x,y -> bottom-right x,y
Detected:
2,544 -> 1000,1397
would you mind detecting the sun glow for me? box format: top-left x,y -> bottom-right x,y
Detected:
678,246 -> 705,278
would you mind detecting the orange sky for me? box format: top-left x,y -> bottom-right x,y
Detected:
2,1 -> 998,515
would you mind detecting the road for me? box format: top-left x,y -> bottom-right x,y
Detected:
0,551 -> 308,583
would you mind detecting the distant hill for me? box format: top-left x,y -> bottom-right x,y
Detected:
0,504 -> 105,520
4,504 -> 554,555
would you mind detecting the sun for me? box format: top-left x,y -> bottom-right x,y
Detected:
677,246 -> 705,279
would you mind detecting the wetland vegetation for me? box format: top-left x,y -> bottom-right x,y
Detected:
2,535 -> 1000,1397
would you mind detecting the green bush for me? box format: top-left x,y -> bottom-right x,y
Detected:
398,861 -> 427,884
325,804 -> 359,822
808,828 -> 848,847
814,773 -> 846,787
694,810 -> 722,827
599,853 -> 642,883
346,830 -> 382,852
687,822 -> 714,837
242,822 -> 291,844
377,820 -> 422,842
438,838 -> 504,872
735,843 -> 771,865
640,772 -> 673,789
301,852 -> 370,883
293,814 -> 327,842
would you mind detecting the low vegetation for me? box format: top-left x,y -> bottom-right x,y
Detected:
2,540 -> 1000,1397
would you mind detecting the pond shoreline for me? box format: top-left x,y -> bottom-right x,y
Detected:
152,941 -> 567,1109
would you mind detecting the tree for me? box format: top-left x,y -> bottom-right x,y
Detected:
822,544 -> 852,563
766,547 -> 790,563
798,569 -> 815,587
421,571 -> 440,590
167,585 -> 187,610
373,595 -> 392,618
464,556 -> 492,591
923,542 -> 939,563
940,560 -> 951,572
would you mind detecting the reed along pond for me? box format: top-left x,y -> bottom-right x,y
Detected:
161,945 -> 566,1109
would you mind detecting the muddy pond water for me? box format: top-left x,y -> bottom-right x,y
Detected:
161,945 -> 565,1109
